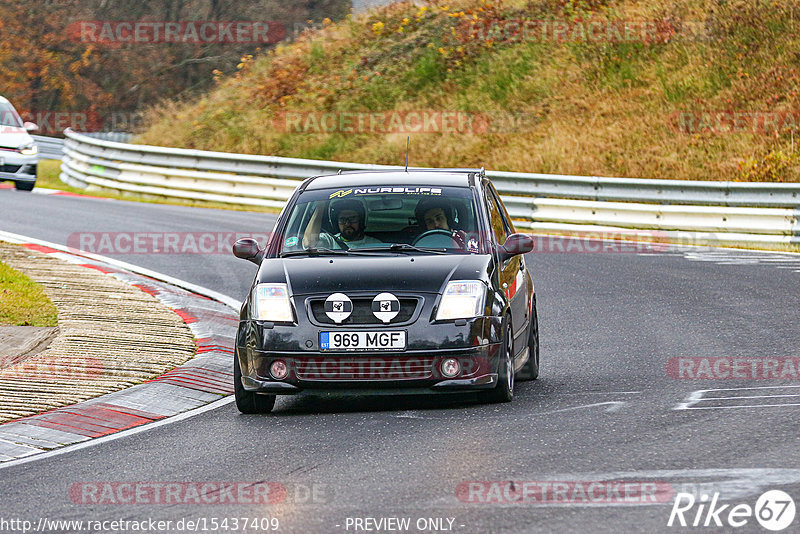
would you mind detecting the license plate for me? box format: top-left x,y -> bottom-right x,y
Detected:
320,331 -> 406,351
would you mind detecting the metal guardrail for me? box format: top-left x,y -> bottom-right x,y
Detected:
83,132 -> 133,143
60,129 -> 799,248
32,135 -> 64,160
34,133 -> 132,161
490,171 -> 800,208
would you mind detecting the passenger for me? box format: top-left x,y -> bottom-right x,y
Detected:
303,199 -> 382,249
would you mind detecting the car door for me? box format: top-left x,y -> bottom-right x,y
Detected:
484,183 -> 528,358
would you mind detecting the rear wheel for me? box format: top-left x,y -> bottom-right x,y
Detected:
482,322 -> 514,403
234,351 -> 276,414
14,181 -> 34,192
517,297 -> 540,381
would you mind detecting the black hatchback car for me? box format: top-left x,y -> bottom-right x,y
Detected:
232,169 -> 539,413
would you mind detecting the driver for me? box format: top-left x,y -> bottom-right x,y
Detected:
302,199 -> 381,249
415,198 -> 467,248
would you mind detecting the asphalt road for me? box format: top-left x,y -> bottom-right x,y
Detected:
1,188 -> 800,533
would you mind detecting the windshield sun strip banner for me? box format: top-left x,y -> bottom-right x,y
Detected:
329,186 -> 443,199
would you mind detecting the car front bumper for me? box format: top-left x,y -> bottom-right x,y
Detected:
238,347 -> 501,395
0,151 -> 37,185
236,316 -> 504,395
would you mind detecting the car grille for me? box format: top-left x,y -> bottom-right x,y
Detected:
0,164 -> 22,173
294,356 -> 435,381
309,297 -> 419,325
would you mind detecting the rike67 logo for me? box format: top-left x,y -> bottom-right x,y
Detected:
668,490 -> 796,531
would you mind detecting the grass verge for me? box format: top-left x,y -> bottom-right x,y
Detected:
0,258 -> 58,327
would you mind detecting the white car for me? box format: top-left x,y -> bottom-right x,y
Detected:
0,96 -> 38,191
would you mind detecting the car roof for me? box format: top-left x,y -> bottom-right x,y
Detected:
304,170 -> 478,191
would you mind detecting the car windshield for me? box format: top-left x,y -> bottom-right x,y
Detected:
0,101 -> 23,128
278,185 -> 485,255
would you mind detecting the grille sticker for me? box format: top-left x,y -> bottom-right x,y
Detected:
324,292 -> 352,323
372,292 -> 400,323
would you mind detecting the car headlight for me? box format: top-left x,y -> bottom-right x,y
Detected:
253,283 -> 294,322
435,280 -> 486,321
18,144 -> 37,156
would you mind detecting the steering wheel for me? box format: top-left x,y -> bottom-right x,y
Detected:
412,229 -> 457,247
307,232 -> 350,250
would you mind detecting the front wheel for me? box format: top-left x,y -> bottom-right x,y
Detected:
234,351 -> 276,414
481,323 -> 514,403
15,181 -> 35,192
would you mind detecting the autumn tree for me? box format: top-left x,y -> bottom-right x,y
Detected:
0,0 -> 350,133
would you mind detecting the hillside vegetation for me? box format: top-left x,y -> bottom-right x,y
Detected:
137,0 -> 800,182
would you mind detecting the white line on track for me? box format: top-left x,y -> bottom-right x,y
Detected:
528,391 -> 642,396
536,401 -> 627,415
677,403 -> 800,409
0,397 -> 235,471
675,385 -> 800,410
701,394 -> 800,401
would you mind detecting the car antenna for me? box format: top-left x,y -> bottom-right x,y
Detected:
405,137 -> 409,172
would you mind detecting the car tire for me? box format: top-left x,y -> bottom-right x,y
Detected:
234,351 -> 276,414
482,322 -> 514,403
517,297 -> 540,381
14,181 -> 35,192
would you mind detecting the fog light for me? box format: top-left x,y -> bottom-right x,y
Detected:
270,360 -> 288,380
441,358 -> 460,378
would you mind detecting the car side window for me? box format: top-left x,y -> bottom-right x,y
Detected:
489,184 -> 516,235
485,186 -> 510,245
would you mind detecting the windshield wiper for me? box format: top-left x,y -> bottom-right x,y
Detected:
358,244 -> 448,255
280,247 -> 351,257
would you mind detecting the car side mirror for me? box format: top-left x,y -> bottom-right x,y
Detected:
499,233 -> 534,262
233,238 -> 264,265
23,122 -> 38,132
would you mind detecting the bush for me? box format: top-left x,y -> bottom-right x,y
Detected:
737,149 -> 798,182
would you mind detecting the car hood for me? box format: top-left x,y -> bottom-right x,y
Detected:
0,130 -> 33,150
258,254 -> 493,296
